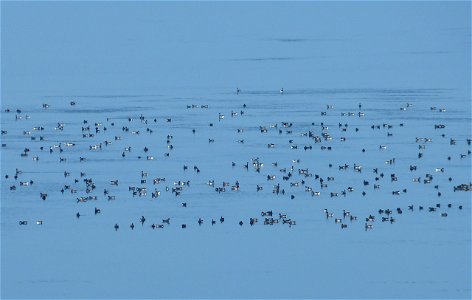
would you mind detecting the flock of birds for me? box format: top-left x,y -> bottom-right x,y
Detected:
2,88 -> 471,232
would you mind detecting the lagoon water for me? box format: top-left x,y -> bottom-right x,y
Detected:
1,2 -> 471,299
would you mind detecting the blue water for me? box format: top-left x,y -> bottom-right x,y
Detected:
1,2 -> 471,299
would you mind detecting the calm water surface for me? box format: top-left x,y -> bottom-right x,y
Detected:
1,2 -> 471,299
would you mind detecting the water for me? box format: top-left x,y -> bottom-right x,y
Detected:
1,2 -> 471,299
